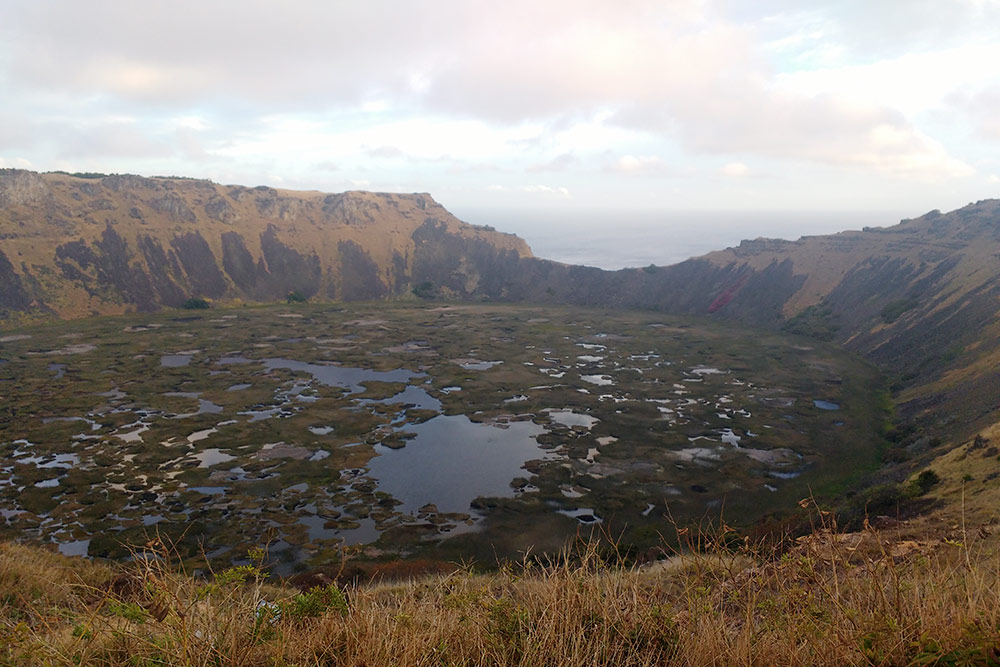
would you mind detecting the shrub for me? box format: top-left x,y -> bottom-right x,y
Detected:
282,584 -> 348,620
286,291 -> 307,303
913,469 -> 941,495
412,281 -> 436,299
181,297 -> 209,310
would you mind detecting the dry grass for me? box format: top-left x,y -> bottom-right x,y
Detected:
2,510 -> 1000,666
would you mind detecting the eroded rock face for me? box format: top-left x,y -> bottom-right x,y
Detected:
258,225 -> 322,300
101,174 -> 161,192
0,170 -> 51,207
150,193 -> 196,223
221,231 -> 260,293
0,249 -> 32,311
323,192 -> 382,225
205,196 -> 236,223
171,232 -> 228,298
338,240 -> 387,300
0,171 -> 532,321
137,235 -> 187,307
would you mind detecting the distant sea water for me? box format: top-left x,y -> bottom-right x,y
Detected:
454,209 -> 913,270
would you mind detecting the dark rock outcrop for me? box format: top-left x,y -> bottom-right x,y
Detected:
170,232 -> 227,298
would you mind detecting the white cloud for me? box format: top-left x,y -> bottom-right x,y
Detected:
366,145 -> 406,159
614,155 -> 665,172
361,100 -> 390,114
527,153 -> 577,172
0,157 -> 34,169
721,162 -> 749,177
174,116 -> 209,130
522,184 -> 571,198
0,0 -> 991,210
948,84 -> 1000,142
774,44 -> 1000,116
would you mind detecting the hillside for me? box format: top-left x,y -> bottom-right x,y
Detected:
0,169 -> 530,323
448,201 -> 999,439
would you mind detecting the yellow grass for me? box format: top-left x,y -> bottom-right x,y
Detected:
3,507 -> 1000,666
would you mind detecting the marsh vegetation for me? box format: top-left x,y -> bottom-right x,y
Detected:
0,302 -> 885,573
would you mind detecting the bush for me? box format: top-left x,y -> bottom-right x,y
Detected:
181,297 -> 209,310
839,482 -> 907,528
286,291 -> 307,303
282,584 -> 348,620
412,281 -> 436,299
913,469 -> 941,495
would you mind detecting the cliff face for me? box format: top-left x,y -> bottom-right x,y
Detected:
0,170 -> 531,321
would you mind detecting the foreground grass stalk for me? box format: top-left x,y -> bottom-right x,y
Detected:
2,508 -> 1000,665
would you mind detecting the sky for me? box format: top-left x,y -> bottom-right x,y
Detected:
2,0 -> 999,226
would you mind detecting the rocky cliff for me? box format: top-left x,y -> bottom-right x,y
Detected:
0,170 -> 531,322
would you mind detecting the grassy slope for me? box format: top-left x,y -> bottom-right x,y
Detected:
2,514 -> 999,666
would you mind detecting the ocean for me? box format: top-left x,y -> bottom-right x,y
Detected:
453,208 -> 914,270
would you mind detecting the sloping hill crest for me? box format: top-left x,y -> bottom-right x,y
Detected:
0,169 -> 530,322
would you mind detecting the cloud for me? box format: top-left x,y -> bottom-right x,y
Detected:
0,157 -> 34,169
732,0 -> 1000,60
522,184 -> 571,198
48,120 -> 172,160
948,85 -> 1000,142
312,161 -> 341,172
613,155 -> 665,172
173,127 -> 210,162
721,162 -> 749,177
616,87 -> 973,180
366,145 -> 406,159
0,0 -> 984,195
0,1 -> 744,123
527,153 -> 577,172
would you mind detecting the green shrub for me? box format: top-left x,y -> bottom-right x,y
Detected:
105,600 -> 149,624
412,281 -> 436,299
181,297 -> 209,310
281,584 -> 348,620
913,469 -> 940,495
286,291 -> 308,303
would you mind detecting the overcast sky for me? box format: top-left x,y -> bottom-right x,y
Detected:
2,0 -> 999,219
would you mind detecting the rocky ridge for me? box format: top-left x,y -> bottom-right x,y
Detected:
0,169 -> 530,322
